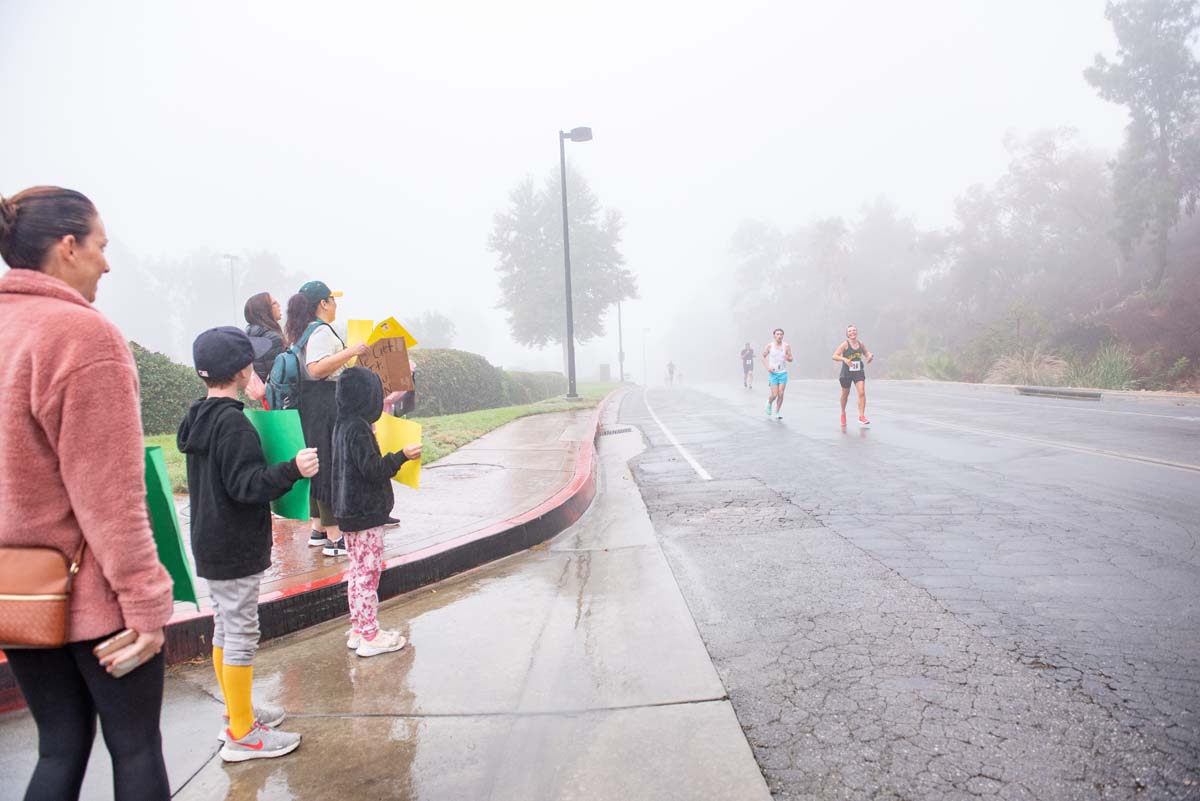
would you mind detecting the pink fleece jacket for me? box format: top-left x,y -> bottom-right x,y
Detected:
0,269 -> 174,642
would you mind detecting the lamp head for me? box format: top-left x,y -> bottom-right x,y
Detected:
564,126 -> 593,142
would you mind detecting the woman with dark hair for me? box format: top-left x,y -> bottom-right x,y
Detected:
0,187 -> 175,800
285,281 -> 367,556
244,292 -> 285,382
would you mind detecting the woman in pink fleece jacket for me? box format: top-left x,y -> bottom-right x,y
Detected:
0,187 -> 175,801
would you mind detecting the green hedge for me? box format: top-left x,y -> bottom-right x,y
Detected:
128,342 -> 563,430
508,371 -> 567,403
411,350 -> 565,417
130,342 -> 204,436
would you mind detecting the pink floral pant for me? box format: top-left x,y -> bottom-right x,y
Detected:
345,527 -> 385,640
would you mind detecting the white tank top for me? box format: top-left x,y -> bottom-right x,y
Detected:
767,342 -> 788,372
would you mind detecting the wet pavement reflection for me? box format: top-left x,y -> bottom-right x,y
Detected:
162,398 -> 768,800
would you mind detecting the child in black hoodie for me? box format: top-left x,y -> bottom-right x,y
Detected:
332,366 -> 421,657
178,327 -> 319,761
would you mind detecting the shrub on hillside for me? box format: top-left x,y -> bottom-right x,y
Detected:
920,352 -> 963,382
1066,344 -> 1134,389
130,342 -> 204,435
985,347 -> 1067,386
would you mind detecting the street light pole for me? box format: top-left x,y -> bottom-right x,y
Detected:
559,126 -> 592,400
222,253 -> 238,324
617,300 -> 626,383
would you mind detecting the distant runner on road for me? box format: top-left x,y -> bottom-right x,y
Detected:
833,324 -> 873,426
762,328 -> 793,420
667,361 -> 676,385
740,342 -> 755,389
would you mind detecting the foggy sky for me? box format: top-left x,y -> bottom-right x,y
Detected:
1,0 -> 1127,378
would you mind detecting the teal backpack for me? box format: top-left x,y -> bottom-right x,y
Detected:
265,321 -> 327,410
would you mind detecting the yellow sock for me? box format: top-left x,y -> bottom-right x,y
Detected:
223,663 -> 255,740
212,647 -> 229,717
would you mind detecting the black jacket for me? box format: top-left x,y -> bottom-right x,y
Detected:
177,397 -> 302,580
246,324 -> 285,382
332,367 -> 409,532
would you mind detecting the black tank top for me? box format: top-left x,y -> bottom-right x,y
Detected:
841,340 -> 866,378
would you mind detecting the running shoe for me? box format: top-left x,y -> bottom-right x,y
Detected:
307,530 -> 329,547
840,412 -> 847,426
219,721 -> 301,762
346,629 -> 361,650
217,704 -> 286,742
356,629 -> 408,658
776,411 -> 783,420
858,416 -> 870,426
322,538 -> 347,557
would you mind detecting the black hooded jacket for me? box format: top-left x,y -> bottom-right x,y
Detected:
246,324 -> 285,382
332,367 -> 409,532
177,397 -> 302,580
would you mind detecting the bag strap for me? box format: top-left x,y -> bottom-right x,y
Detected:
291,320 -> 329,353
65,540 -> 86,590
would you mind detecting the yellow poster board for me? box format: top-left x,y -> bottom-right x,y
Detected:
347,319 -> 375,348
367,317 -> 419,349
375,413 -> 422,490
346,320 -> 375,368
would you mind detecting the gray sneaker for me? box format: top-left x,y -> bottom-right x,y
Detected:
217,704 -> 287,742
219,722 -> 301,762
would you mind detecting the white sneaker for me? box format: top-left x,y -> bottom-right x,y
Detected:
219,722 -> 301,762
346,629 -> 361,650
216,704 -> 286,742
355,629 -> 408,658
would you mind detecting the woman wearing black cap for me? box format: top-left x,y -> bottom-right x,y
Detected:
284,281 -> 367,556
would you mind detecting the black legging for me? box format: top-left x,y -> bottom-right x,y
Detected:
6,634 -> 169,801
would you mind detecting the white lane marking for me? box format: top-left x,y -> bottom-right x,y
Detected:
642,390 -> 713,481
907,415 -> 1200,474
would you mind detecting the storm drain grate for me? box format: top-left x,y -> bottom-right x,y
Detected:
598,427 -> 634,437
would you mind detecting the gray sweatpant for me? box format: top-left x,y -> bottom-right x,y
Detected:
209,572 -> 263,666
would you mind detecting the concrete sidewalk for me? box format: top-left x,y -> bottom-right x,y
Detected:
0,394 -> 772,800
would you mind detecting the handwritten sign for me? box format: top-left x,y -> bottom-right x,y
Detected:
360,336 -> 414,393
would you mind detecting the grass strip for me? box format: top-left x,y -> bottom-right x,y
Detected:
148,382 -> 620,494
145,433 -> 189,494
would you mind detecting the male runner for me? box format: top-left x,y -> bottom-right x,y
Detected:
833,324 -> 873,426
762,328 -> 793,419
740,342 -> 755,389
667,361 -> 676,385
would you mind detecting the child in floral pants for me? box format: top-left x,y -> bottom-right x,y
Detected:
345,526 -> 388,652
331,367 -> 421,657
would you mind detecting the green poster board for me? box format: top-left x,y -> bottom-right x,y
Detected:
243,409 -> 311,520
144,446 -> 199,608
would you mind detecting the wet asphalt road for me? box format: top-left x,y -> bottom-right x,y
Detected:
620,380 -> 1200,800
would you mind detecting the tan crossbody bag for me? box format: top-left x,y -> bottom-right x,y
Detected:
0,542 -> 86,649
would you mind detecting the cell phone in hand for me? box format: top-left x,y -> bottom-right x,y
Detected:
92,628 -> 142,678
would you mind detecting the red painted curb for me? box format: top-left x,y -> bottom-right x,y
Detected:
0,390 -> 618,714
